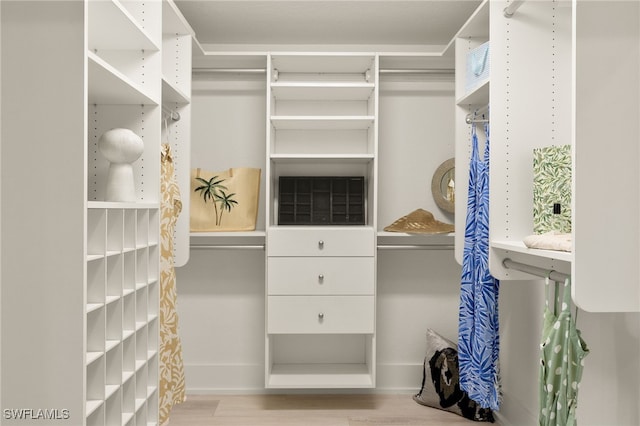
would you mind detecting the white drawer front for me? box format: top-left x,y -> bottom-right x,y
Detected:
268,227 -> 374,257
268,257 -> 374,295
267,296 -> 374,334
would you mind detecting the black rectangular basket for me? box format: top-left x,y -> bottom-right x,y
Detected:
278,176 -> 365,225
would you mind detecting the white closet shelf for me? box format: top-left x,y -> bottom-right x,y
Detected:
135,397 -> 146,413
88,0 -> 160,51
377,231 -> 455,248
122,412 -> 135,425
86,400 -> 103,417
270,153 -> 375,163
123,370 -> 135,384
162,0 -> 195,37
88,52 -> 159,106
88,201 -> 159,210
162,78 -> 190,104
456,79 -> 489,106
105,384 -> 119,400
271,54 -> 375,74
271,83 -> 374,100
105,339 -> 120,353
451,0 -> 490,41
267,363 -> 374,389
190,231 -> 266,248
87,303 -> 104,313
86,351 -> 104,366
87,254 -> 104,262
271,116 -> 375,130
491,240 -> 572,263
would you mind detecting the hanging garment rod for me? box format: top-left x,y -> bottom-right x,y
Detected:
377,244 -> 454,250
502,258 -> 570,282
379,69 -> 455,75
190,244 -> 265,250
504,0 -> 526,18
192,68 -> 267,74
192,68 -> 454,75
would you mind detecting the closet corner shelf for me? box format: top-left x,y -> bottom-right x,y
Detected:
162,78 -> 190,104
456,79 -> 489,106
491,240 -> 572,263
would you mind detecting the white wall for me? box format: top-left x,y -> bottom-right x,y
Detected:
176,73 -> 460,393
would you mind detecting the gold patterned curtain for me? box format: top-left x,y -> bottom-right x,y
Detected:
159,143 -> 186,424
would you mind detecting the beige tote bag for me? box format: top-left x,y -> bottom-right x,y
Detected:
190,167 -> 261,232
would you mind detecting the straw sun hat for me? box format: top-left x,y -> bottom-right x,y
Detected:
383,208 -> 454,234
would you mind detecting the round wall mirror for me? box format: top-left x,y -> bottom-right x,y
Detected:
431,158 -> 455,213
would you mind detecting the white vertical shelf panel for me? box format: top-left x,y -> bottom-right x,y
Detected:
162,0 -> 193,267
572,0 -> 640,312
453,0 -> 489,264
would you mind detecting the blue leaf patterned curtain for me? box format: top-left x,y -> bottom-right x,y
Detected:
458,119 -> 501,410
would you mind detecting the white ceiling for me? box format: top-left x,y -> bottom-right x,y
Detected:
174,1 -> 483,48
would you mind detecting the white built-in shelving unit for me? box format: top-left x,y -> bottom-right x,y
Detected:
86,1 -> 163,423
162,0 -> 195,267
487,0 -> 573,284
1,0 -> 194,424
452,0 -> 490,264
265,53 -> 379,388
455,0 -> 639,312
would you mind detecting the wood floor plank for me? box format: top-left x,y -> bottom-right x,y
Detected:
167,394 -> 485,426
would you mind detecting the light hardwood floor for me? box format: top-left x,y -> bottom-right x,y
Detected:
167,394 -> 488,425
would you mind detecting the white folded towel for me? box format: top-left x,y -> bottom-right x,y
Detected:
523,231 -> 572,252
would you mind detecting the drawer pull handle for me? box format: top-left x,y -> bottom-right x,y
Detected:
318,240 -> 324,249
318,274 -> 324,283
318,312 -> 324,320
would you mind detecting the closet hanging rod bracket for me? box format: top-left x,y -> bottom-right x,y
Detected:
465,116 -> 489,124
162,106 -> 180,122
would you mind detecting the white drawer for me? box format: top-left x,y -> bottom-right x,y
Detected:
268,227 -> 374,257
267,296 -> 374,334
268,257 -> 374,295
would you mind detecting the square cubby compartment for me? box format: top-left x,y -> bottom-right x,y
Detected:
278,176 -> 365,225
